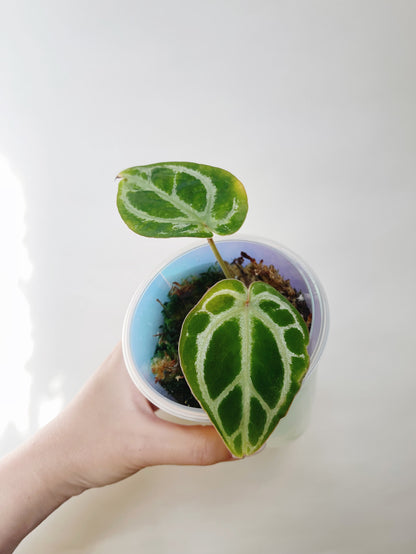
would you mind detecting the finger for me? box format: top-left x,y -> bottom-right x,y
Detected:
146,421 -> 234,466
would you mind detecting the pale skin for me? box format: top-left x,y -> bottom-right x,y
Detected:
0,344 -> 233,553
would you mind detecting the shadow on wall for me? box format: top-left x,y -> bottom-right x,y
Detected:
0,155 -> 34,455
0,154 -> 79,457
0,150 -> 130,458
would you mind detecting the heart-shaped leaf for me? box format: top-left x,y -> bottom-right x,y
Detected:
117,162 -> 248,238
179,279 -> 310,457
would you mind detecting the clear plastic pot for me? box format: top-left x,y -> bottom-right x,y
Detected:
122,237 -> 329,447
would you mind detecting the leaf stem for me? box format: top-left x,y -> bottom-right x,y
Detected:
207,238 -> 233,279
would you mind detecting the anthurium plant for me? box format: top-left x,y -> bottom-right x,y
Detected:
117,162 -> 309,457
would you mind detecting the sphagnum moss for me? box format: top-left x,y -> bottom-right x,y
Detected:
151,254 -> 311,407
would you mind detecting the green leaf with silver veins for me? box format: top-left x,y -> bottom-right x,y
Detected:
117,162 -> 248,238
179,279 -> 310,457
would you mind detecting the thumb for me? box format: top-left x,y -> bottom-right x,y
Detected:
145,420 -> 234,466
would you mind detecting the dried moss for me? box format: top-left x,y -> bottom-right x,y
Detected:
152,266 -> 223,407
151,253 -> 312,407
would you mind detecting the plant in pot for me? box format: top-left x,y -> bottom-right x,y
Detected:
117,162 -> 328,458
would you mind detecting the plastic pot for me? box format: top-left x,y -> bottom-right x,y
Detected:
122,236 -> 329,447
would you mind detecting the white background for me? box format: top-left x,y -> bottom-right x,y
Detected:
1,1 -> 415,552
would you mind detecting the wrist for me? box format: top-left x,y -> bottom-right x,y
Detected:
28,413 -> 89,499
0,420 -> 84,553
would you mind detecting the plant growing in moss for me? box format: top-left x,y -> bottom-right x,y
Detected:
117,162 -> 310,457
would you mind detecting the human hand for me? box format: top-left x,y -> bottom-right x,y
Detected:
0,344 -> 232,553
50,342 -> 233,494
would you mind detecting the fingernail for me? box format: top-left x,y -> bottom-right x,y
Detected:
231,453 -> 244,460
229,443 -> 267,460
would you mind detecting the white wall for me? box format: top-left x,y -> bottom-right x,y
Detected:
1,1 -> 415,552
